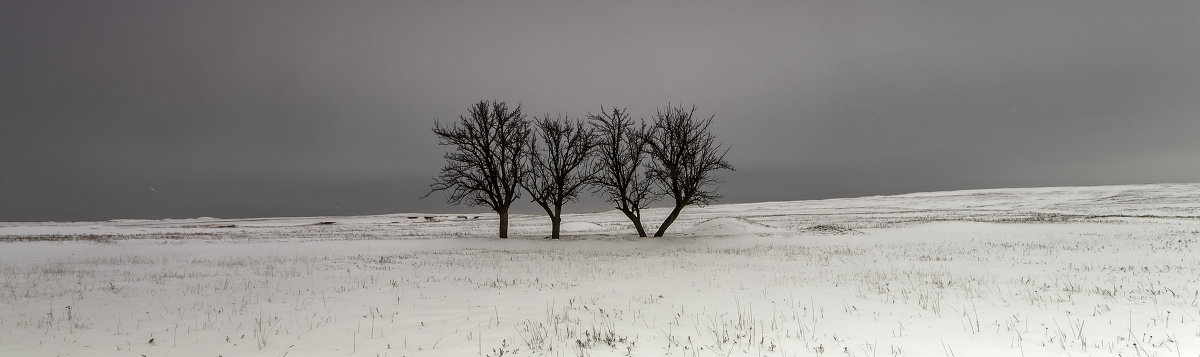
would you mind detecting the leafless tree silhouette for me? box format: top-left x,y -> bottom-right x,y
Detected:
589,107 -> 656,237
427,100 -> 531,238
645,104 -> 733,237
522,115 -> 598,239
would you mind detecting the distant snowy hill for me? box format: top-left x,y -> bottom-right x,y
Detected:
2,183 -> 1196,240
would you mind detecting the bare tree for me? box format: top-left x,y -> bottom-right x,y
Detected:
521,115 -> 598,239
426,100 -> 531,238
644,104 -> 733,237
589,107 -> 656,237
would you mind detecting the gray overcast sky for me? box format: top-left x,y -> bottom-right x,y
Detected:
2,0 -> 1198,221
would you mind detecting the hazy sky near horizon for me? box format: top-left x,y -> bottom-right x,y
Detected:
2,0 -> 1198,221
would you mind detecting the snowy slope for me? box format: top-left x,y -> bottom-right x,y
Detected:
2,183 -> 1197,239
0,183 -> 1198,357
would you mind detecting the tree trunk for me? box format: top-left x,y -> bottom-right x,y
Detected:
653,204 -> 685,237
549,203 -> 564,239
497,207 -> 509,238
620,209 -> 647,237
550,216 -> 561,239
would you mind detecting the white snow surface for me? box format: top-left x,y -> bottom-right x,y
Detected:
684,217 -> 785,236
1,183 -> 1198,356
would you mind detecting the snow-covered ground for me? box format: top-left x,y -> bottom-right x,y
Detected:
1,183 -> 1198,356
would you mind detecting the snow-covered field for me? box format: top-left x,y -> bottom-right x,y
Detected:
2,183 -> 1199,356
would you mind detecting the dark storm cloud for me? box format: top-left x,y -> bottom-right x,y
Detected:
2,0 -> 1197,220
